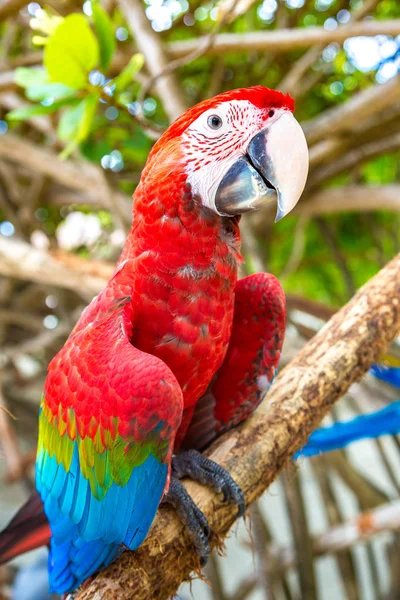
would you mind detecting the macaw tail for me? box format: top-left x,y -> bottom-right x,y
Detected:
0,491 -> 51,564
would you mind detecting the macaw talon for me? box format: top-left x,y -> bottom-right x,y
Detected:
162,477 -> 211,565
172,450 -> 245,517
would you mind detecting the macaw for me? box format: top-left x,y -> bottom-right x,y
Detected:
0,86 -> 308,595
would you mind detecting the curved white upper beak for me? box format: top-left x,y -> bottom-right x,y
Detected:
215,110 -> 309,221
263,111 -> 309,222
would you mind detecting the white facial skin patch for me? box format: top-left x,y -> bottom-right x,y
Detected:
181,100 -> 285,213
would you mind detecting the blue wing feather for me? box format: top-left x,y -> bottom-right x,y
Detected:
36,442 -> 168,593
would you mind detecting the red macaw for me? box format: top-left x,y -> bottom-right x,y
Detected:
0,86 -> 308,594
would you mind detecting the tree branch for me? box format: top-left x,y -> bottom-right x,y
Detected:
118,0 -> 187,122
167,21 -> 400,58
0,92 -> 54,136
0,133 -> 132,222
0,0 -> 27,20
297,186 -> 400,216
307,133 -> 400,189
272,499 -> 400,570
303,75 -> 400,145
0,237 -> 112,300
237,497 -> 400,594
0,71 -> 16,92
75,254 -> 400,600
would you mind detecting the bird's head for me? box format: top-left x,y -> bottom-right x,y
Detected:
143,86 -> 308,222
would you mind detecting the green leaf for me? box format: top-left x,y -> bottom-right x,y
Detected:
58,101 -> 86,142
77,93 -> 99,141
26,83 -> 76,101
7,99 -> 77,121
14,67 -> 48,88
58,93 -> 99,158
44,13 -> 99,90
92,3 -> 116,71
114,54 -> 144,92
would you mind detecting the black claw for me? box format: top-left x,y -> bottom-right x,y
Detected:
163,451 -> 245,565
172,450 -> 246,516
162,477 -> 211,560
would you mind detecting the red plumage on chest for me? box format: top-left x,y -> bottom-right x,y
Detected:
118,157 -> 242,444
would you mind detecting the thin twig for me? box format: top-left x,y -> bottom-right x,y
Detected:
118,0 -> 187,122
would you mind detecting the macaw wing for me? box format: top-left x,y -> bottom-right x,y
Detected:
182,273 -> 285,451
36,260 -> 183,593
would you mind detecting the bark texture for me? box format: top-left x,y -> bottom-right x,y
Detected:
75,254 -> 400,600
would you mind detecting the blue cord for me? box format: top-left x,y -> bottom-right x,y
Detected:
294,399 -> 400,459
294,362 -> 400,459
369,365 -> 400,388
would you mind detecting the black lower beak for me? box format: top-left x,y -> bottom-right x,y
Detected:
214,152 -> 277,217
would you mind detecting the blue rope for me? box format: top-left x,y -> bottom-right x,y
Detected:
369,365 -> 400,388
294,399 -> 400,459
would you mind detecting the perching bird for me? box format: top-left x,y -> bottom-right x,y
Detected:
0,86 -> 308,595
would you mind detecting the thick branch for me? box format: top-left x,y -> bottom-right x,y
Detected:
303,75 -> 400,145
0,237 -> 112,300
167,21 -> 400,58
75,254 -> 400,600
297,186 -> 400,216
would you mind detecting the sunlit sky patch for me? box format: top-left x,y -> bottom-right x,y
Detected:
345,35 -> 400,82
145,0 -> 189,32
0,221 -> 15,237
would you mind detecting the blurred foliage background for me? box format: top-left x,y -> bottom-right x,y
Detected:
0,0 -> 399,306
0,0 -> 400,599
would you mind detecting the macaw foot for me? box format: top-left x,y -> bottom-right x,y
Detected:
173,450 -> 245,515
162,477 -> 211,565
163,450 -> 245,565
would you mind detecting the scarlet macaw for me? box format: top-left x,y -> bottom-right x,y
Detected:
0,86 -> 308,594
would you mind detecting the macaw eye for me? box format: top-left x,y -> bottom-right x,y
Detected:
268,109 -> 275,117
207,115 -> 223,130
